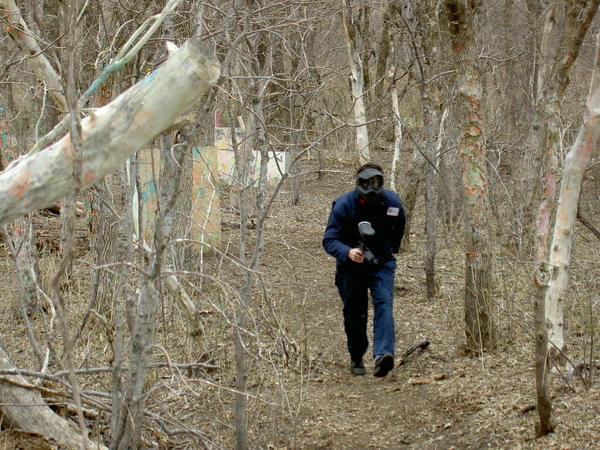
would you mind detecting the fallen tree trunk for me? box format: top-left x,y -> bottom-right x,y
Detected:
0,37 -> 220,226
0,346 -> 107,449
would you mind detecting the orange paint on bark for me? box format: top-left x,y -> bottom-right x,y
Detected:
82,170 -> 95,185
61,135 -> 74,157
5,25 -> 25,40
132,109 -> 154,128
85,112 -> 97,130
9,172 -> 31,202
467,125 -> 481,136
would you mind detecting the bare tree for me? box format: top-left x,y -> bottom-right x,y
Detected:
0,37 -> 219,447
0,0 -> 67,113
533,32 -> 600,437
342,0 -> 371,163
535,1 -> 599,364
520,1 -> 599,259
444,0 -> 496,352
407,1 -> 446,299
52,0 -> 88,438
0,96 -> 43,359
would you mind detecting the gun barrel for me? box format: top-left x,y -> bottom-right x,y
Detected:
357,221 -> 377,263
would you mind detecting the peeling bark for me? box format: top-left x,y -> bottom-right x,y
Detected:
445,0 -> 496,352
532,29 -> 600,440
543,90 -> 600,361
0,38 -> 220,227
0,37 -> 219,447
525,0 -> 599,253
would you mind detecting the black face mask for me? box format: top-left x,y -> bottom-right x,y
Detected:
356,175 -> 383,204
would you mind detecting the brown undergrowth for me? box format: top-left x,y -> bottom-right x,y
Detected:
0,148 -> 599,448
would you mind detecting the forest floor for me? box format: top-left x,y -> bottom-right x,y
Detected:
240,151 -> 600,449
0,149 -> 599,449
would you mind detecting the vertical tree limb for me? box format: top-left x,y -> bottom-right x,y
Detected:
533,30 -> 600,438
341,0 -> 371,163
445,0 -> 496,352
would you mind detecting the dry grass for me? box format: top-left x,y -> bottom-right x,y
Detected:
0,148 -> 599,448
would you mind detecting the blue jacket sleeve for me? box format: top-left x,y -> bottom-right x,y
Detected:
322,200 -> 352,263
390,200 -> 406,254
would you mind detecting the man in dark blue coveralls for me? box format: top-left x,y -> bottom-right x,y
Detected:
323,162 -> 406,377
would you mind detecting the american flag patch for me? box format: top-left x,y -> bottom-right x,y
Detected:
387,207 -> 400,216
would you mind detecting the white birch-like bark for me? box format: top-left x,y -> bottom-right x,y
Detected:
0,38 -> 220,227
390,83 -> 402,193
528,1 -> 600,373
532,83 -> 600,440
525,1 -> 599,255
388,29 -> 401,193
0,38 -> 219,445
1,0 -> 68,112
533,30 -> 600,438
342,0 -> 371,164
543,89 -> 600,358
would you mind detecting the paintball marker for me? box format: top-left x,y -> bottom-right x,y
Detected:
358,221 -> 378,264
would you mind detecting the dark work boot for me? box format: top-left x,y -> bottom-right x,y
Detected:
350,358 -> 366,376
373,354 -> 394,377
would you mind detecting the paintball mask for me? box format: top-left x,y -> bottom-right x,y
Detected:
356,167 -> 384,204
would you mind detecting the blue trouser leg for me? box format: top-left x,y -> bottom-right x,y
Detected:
369,259 -> 396,358
336,270 -> 368,361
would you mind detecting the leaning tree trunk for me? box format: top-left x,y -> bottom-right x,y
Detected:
445,0 -> 496,352
342,0 -> 371,164
0,38 -> 220,227
0,38 -> 219,442
0,345 -> 107,449
1,0 -> 68,113
544,1 -> 599,364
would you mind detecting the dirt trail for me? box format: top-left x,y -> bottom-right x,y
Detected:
0,154 -> 598,448
260,160 -> 600,449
